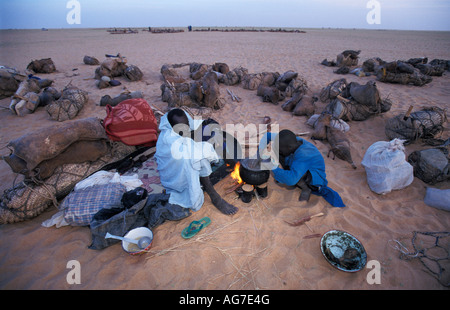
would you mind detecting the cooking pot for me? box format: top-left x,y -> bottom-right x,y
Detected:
239,158 -> 270,186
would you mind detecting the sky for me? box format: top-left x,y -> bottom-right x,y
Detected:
0,0 -> 449,31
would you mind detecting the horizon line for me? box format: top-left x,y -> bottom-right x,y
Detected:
1,26 -> 449,32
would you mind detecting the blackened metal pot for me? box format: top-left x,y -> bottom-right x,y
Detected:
239,158 -> 270,186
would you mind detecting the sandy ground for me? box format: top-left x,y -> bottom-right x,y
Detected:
0,28 -> 449,290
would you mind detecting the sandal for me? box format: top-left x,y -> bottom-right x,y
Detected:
181,217 -> 211,239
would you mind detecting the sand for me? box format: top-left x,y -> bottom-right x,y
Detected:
0,28 -> 449,290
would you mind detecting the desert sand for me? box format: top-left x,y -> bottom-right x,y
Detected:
0,28 -> 449,291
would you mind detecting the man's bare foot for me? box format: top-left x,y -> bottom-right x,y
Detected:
211,196 -> 239,215
200,176 -> 239,215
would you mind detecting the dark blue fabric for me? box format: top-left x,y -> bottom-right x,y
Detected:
272,137 -> 327,187
263,132 -> 345,208
312,186 -> 346,208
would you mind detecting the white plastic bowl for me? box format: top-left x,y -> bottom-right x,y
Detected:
122,227 -> 153,255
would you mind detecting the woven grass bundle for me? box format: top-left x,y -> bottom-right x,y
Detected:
385,107 -> 447,143
410,107 -> 447,137
46,85 -> 88,121
0,142 -> 136,224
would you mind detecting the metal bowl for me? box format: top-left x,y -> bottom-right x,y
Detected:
320,230 -> 367,272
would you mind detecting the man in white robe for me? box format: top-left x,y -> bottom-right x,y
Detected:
155,109 -> 238,215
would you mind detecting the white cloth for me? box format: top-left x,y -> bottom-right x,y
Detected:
155,111 -> 219,211
74,170 -> 143,192
41,210 -> 69,228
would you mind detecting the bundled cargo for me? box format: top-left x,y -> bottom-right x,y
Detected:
385,106 -> 447,144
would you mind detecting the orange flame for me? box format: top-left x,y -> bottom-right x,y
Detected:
230,162 -> 243,184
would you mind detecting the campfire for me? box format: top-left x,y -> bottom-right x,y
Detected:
226,162 -> 244,195
226,161 -> 268,202
230,161 -> 243,184
230,162 -> 253,202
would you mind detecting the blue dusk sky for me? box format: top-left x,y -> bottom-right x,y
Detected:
0,0 -> 449,31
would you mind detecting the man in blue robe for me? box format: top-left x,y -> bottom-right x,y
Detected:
259,129 -> 345,208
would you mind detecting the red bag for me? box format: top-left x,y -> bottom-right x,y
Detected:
103,98 -> 158,146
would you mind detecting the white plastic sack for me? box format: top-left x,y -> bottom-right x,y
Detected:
361,139 -> 414,194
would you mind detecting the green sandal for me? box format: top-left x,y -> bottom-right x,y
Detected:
181,217 -> 211,239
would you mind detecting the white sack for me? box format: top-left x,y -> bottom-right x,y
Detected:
361,139 -> 413,194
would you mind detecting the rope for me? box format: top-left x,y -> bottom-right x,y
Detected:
389,231 -> 450,287
28,176 -> 59,208
388,239 -> 420,258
